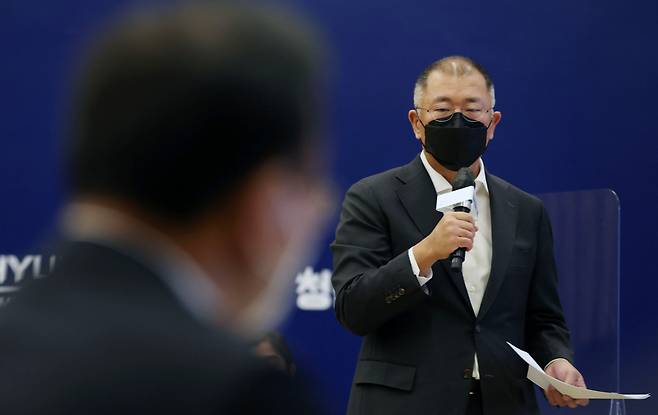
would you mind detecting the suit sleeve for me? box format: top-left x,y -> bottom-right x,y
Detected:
525,203 -> 574,368
331,180 -> 427,336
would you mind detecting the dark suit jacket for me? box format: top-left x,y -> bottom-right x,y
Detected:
0,240 -> 317,415
331,155 -> 573,415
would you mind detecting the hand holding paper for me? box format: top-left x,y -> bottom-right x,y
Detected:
544,358 -> 588,408
507,342 -> 650,401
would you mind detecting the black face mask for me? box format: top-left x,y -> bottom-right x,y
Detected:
419,112 -> 490,171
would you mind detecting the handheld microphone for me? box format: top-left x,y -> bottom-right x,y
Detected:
449,167 -> 475,272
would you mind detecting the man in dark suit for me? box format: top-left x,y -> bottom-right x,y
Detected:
331,56 -> 588,415
0,3 -> 329,414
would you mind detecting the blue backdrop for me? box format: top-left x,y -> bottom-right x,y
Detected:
1,1 -> 657,414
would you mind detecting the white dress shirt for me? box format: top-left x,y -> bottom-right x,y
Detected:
408,151 -> 492,379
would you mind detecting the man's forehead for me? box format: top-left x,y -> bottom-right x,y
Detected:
424,70 -> 489,102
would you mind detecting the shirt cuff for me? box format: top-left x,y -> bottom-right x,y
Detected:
408,247 -> 433,286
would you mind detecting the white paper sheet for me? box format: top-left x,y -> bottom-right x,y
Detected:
506,342 -> 650,400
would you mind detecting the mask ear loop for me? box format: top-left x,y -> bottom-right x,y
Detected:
414,108 -> 431,152
485,109 -> 494,128
415,109 -> 440,158
414,108 -> 427,128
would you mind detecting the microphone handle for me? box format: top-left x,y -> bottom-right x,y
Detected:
449,204 -> 471,272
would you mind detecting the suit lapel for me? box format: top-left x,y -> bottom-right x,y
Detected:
395,156 -> 473,312
395,156 -> 442,237
477,173 -> 518,320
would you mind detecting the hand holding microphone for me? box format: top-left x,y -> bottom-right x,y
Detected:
412,168 -> 477,275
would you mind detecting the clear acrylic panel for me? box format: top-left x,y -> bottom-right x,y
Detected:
537,189 -> 620,414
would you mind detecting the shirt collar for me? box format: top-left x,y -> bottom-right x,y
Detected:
60,203 -> 221,327
420,151 -> 489,195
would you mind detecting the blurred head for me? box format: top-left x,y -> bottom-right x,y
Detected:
253,331 -> 296,376
408,56 -> 502,177
67,2 -> 331,335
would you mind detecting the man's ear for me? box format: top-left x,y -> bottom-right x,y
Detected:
408,109 -> 423,142
216,162 -> 288,280
487,111 -> 502,143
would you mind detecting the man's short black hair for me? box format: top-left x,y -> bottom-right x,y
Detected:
69,2 -> 323,222
413,55 -> 495,107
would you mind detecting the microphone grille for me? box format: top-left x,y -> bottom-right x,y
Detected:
451,167 -> 475,190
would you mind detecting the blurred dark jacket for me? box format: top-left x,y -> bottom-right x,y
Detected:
0,240 -> 318,414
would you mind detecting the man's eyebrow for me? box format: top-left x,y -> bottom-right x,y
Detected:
431,96 -> 452,104
430,96 -> 484,104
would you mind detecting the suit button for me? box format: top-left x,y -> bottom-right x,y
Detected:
463,368 -> 473,379
398,288 -> 406,296
474,325 -> 481,333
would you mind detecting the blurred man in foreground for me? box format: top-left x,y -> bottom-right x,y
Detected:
0,2 -> 330,414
